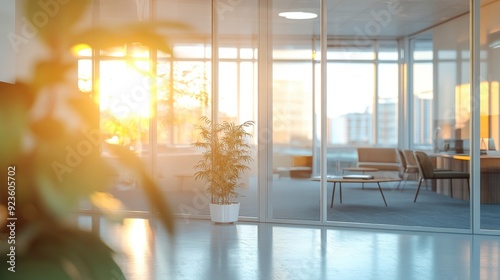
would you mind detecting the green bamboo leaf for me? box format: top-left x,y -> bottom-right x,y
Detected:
33,131 -> 115,220
104,143 -> 143,170
31,117 -> 68,142
0,82 -> 34,164
105,143 -> 175,234
70,27 -> 172,54
67,92 -> 100,128
31,60 -> 75,92
91,192 -> 126,223
0,227 -> 125,280
141,173 -> 176,235
70,21 -> 192,55
24,0 -> 92,47
69,28 -> 132,50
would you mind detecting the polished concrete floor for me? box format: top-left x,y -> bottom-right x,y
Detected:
89,217 -> 500,280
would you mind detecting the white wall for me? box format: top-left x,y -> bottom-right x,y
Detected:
12,0 -> 52,82
0,0 -> 16,83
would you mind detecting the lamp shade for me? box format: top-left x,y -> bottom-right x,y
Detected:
278,11 -> 318,20
278,0 -> 318,20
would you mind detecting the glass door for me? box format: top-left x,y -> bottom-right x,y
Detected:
271,1 -> 320,221
408,3 -> 472,230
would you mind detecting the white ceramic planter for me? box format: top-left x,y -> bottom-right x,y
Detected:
209,203 -> 240,223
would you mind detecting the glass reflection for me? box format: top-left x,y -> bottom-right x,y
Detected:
479,0 -> 500,231
101,218 -> 152,280
93,218 -> 500,279
70,0 -> 500,232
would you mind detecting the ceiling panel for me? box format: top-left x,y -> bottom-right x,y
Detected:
100,0 -> 494,38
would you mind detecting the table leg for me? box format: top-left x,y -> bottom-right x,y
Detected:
376,182 -> 388,207
339,183 -> 342,204
331,182 -> 336,208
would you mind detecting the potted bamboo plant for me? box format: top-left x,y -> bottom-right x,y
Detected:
193,116 -> 255,223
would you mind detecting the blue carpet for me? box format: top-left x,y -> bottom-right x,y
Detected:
109,176 -> 500,230
271,178 -> 499,229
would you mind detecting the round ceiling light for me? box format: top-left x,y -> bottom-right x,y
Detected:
278,11 -> 318,20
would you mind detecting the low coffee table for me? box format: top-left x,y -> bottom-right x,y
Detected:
342,167 -> 378,189
342,167 -> 378,174
312,176 -> 400,207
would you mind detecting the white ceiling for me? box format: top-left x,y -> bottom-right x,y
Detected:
271,0 -> 471,38
102,0 -> 494,39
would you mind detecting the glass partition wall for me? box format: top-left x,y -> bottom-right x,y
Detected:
153,0 -> 260,219
90,0 -> 154,214
73,0 -> 500,235
77,0 -> 260,219
406,0 -> 500,232
480,1 -> 500,231
406,21 -> 474,230
153,0 -> 214,219
271,27 -> 319,219
325,40 -> 404,225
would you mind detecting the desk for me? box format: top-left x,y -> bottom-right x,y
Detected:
433,153 -> 500,203
312,176 -> 400,207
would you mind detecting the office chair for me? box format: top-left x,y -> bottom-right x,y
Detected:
397,149 -> 420,191
413,151 -> 469,202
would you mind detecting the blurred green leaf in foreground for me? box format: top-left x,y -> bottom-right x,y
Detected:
0,0 -> 190,278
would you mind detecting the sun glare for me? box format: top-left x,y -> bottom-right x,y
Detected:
72,44 -> 92,57
77,44 -> 248,147
122,219 -> 152,279
100,60 -> 151,118
70,43 -> 153,148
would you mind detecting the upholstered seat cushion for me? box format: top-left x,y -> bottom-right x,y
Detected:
432,171 -> 470,179
357,147 -> 400,171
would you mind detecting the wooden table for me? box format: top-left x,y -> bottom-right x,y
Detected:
342,167 -> 378,174
312,176 -> 401,207
342,167 -> 378,189
433,153 -> 500,203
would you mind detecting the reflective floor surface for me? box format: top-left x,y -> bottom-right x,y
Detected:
84,217 -> 500,280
